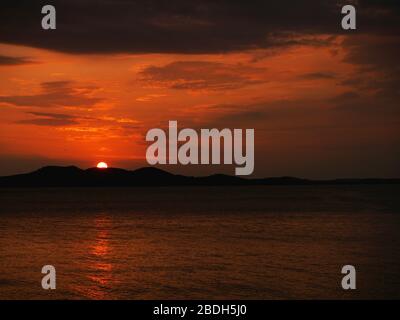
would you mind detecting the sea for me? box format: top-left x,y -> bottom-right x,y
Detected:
0,185 -> 399,299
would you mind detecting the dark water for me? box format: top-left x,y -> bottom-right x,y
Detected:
0,185 -> 399,299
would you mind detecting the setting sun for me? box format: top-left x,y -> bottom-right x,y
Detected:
96,162 -> 108,169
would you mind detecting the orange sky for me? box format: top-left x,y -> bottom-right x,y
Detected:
1,30 -> 399,177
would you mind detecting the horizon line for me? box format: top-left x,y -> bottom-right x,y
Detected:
1,164 -> 400,181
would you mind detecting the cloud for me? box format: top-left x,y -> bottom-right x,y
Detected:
299,72 -> 337,80
27,111 -> 77,119
341,35 -> 400,101
14,110 -> 143,138
342,35 -> 400,72
0,1 -> 398,54
0,80 -> 102,108
16,111 -> 79,126
188,89 -> 400,133
139,61 -> 266,90
0,54 -> 35,66
17,118 -> 77,126
330,91 -> 360,103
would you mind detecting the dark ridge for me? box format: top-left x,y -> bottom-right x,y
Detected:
0,166 -> 399,187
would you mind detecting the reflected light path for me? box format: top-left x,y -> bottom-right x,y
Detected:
72,214 -> 115,299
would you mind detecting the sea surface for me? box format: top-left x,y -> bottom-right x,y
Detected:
0,185 -> 399,299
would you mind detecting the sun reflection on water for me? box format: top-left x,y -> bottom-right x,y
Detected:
72,214 -> 115,299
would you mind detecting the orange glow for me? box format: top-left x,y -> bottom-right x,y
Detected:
0,34 -> 397,178
96,162 -> 108,169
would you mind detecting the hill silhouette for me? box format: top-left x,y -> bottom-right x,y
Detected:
0,166 -> 399,187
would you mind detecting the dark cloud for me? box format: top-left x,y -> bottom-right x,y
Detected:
330,91 -> 360,103
340,35 -> 400,101
299,72 -> 337,80
27,111 -> 77,119
0,0 -> 398,54
16,111 -> 78,126
140,61 -> 266,90
342,35 -> 400,72
0,54 -> 35,65
17,118 -> 77,126
14,110 -> 143,130
197,90 -> 400,132
0,80 -> 102,108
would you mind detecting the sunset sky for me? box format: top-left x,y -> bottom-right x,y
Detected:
0,0 -> 399,178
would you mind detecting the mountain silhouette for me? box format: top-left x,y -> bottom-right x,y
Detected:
0,166 -> 399,187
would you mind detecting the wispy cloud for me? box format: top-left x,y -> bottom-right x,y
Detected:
0,81 -> 102,108
0,54 -> 36,66
299,72 -> 337,80
140,61 -> 266,91
16,112 -> 79,126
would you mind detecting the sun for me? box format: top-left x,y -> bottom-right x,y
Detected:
96,162 -> 108,169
